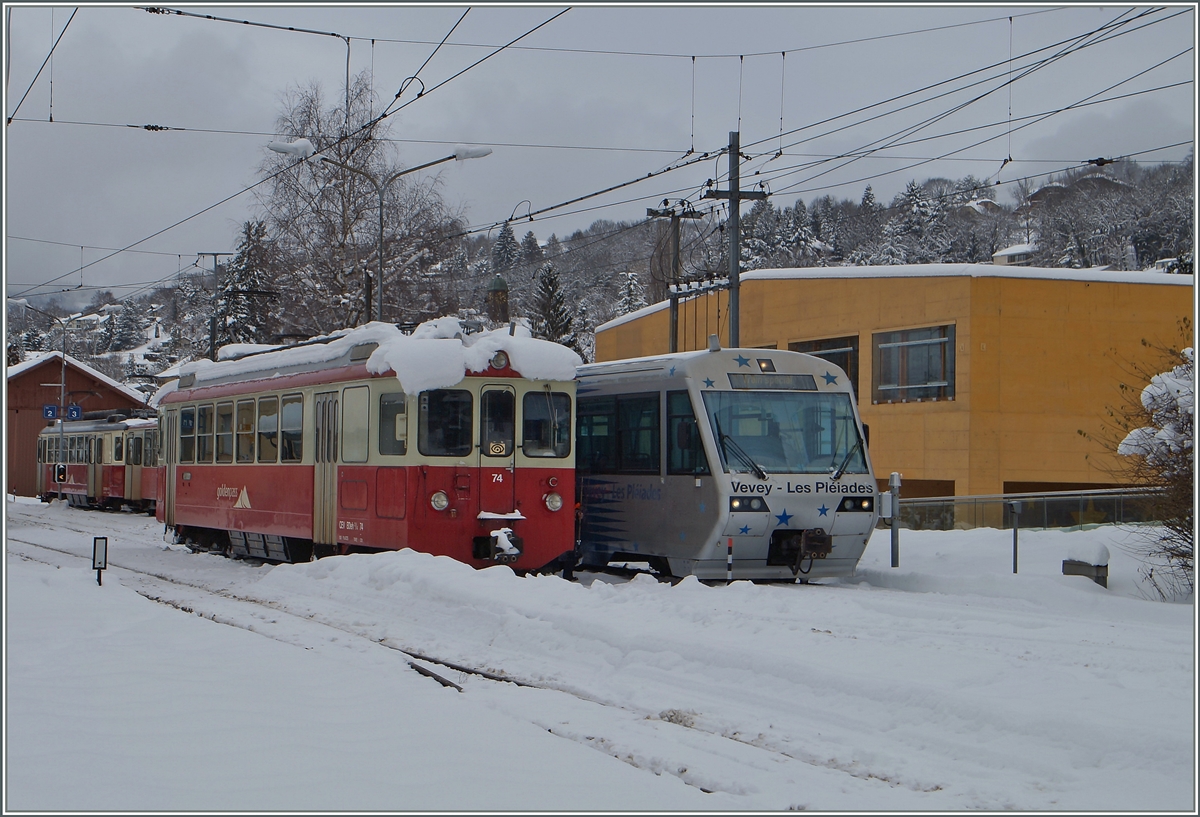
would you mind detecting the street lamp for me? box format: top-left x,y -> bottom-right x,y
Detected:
267,139 -> 492,323
8,298 -> 70,500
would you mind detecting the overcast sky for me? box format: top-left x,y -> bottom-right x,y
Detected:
3,3 -> 1195,310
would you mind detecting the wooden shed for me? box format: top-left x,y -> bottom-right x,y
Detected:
6,352 -> 148,497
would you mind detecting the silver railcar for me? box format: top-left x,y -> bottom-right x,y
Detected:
575,345 -> 878,580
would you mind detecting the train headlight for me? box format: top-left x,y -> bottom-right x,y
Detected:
490,351 -> 509,370
729,496 -> 770,512
430,490 -> 450,511
544,492 -> 563,512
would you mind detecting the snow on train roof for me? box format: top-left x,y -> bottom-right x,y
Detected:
170,320 -> 581,395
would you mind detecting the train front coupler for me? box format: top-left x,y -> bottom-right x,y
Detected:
473,527 -> 524,564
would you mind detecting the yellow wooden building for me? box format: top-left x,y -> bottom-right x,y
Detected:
595,263 -> 1194,498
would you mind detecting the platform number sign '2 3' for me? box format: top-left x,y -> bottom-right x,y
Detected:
42,404 -> 83,420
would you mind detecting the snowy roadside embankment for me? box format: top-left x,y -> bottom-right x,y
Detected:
5,497 -> 1195,811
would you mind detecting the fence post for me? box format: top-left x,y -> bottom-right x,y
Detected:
889,472 -> 901,568
1008,500 -> 1022,573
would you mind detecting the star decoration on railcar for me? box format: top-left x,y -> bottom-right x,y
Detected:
774,509 -> 793,526
818,504 -> 830,516
739,525 -> 751,535
734,355 -> 751,367
668,366 -> 676,377
822,372 -> 838,385
703,377 -> 715,388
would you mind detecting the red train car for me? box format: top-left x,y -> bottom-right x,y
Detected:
155,320 -> 580,570
36,411 -> 161,512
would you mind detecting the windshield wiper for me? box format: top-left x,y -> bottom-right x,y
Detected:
830,435 -> 864,481
713,414 -> 768,481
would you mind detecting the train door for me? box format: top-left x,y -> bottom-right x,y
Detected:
125,432 -> 143,503
479,385 -> 517,514
313,392 -> 339,546
163,411 -> 177,525
86,435 -> 100,503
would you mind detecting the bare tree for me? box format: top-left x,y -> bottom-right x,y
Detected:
255,71 -> 465,334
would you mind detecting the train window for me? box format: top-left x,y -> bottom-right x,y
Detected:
146,431 -> 157,467
180,407 -> 196,463
378,392 -> 407,456
236,400 -> 255,463
668,391 -> 710,476
341,386 -> 369,463
576,396 -> 616,473
96,437 -> 104,465
523,390 -> 571,458
257,397 -> 279,463
128,435 -> 143,466
617,394 -> 660,474
113,434 -> 124,464
215,402 -> 234,463
196,405 -> 214,463
280,394 -> 303,462
418,389 -> 473,458
37,438 -> 45,463
481,389 -> 515,458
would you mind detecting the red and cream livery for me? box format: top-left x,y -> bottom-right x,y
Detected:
36,412 -> 161,512
154,320 -> 579,570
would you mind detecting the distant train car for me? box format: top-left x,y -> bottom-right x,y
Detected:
575,344 -> 878,580
36,411 -> 160,512
155,320 -> 580,570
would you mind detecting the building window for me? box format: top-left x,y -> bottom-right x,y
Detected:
790,335 -> 860,400
872,325 -> 955,403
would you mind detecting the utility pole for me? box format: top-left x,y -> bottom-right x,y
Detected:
702,131 -> 766,348
647,203 -> 702,353
199,252 -> 234,361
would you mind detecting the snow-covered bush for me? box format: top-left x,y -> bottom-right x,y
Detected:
1116,344 -> 1194,600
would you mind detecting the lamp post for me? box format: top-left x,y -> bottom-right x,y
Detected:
267,139 -> 492,323
9,298 -> 69,500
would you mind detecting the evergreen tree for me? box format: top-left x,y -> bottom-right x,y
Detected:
860,185 -> 877,211
527,262 -> 579,354
518,231 -> 543,268
111,302 -> 146,351
216,221 -> 275,345
616,270 -> 647,315
491,221 -> 521,275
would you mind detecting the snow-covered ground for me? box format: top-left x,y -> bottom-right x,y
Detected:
4,495 -> 1195,811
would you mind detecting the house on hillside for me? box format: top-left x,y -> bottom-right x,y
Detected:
992,243 -> 1036,266
594,263 -> 1193,500
6,351 -> 148,497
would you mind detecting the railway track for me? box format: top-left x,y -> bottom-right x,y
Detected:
6,528 -> 943,802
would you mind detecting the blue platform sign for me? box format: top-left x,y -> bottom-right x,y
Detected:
66,404 -> 83,420
42,404 -> 59,420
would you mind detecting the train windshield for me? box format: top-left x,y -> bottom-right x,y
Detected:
701,390 -> 867,476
